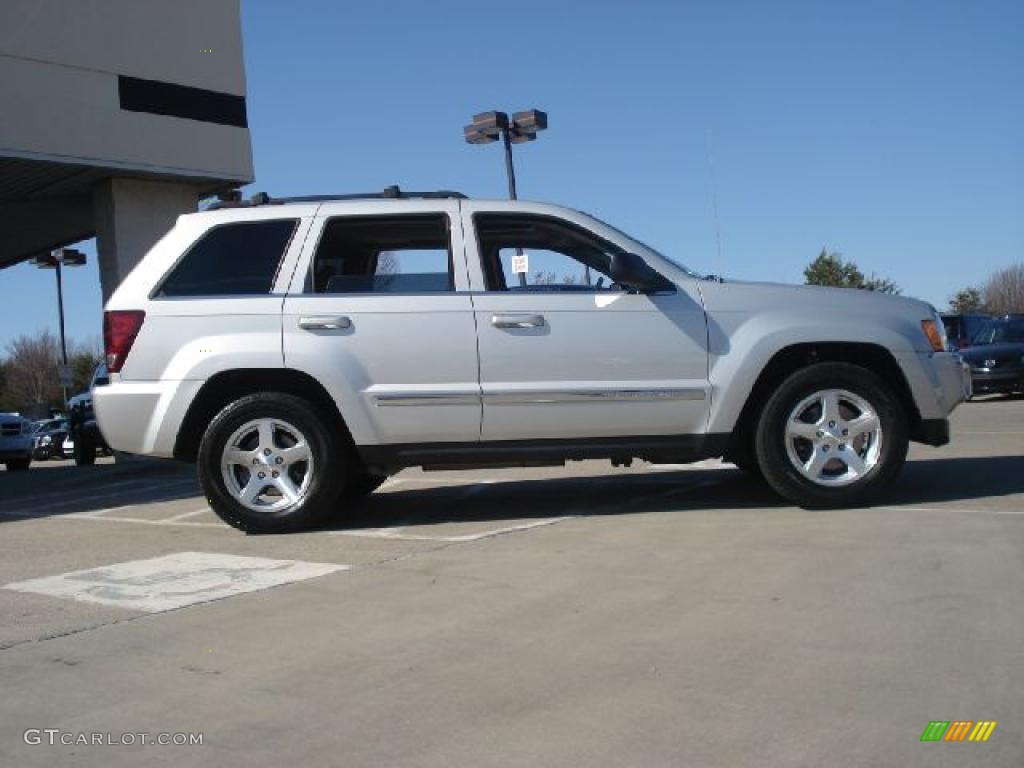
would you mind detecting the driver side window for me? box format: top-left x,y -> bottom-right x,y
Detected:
475,213 -> 625,292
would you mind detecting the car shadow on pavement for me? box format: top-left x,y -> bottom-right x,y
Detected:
0,460 -> 199,524
1,454 -> 1020,529
885,455 -> 1024,506
341,469 -> 784,531
342,454 -> 1024,531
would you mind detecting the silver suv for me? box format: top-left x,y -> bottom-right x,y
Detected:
95,188 -> 970,531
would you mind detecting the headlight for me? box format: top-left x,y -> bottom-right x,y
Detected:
40,435 -> 52,445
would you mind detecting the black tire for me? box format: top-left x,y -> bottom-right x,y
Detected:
73,435 -> 96,466
5,458 -> 30,471
198,392 -> 348,533
754,362 -> 908,508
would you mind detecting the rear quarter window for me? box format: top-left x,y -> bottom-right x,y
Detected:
156,219 -> 298,297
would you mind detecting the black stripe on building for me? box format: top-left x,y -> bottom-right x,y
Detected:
118,75 -> 247,128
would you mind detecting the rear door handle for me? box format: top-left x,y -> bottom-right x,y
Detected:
491,314 -> 545,329
299,315 -> 352,330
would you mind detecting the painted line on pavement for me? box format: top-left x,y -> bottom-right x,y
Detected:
332,516 -> 572,542
875,505 -> 1024,516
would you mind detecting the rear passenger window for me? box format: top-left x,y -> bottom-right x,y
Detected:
157,219 -> 297,297
308,214 -> 453,294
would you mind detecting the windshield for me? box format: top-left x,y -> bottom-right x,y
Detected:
972,317 -> 1024,345
577,211 -> 704,279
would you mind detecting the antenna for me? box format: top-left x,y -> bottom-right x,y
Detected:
705,128 -> 724,277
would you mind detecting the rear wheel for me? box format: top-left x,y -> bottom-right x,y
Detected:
5,458 -> 30,471
198,392 -> 348,533
755,363 -> 908,508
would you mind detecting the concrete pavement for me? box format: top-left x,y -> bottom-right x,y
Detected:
1,398 -> 1022,766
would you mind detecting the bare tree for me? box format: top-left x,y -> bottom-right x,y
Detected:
4,330 -> 62,411
982,263 -> 1024,315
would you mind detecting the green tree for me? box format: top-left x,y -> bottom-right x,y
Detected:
803,248 -> 900,294
948,286 -> 985,314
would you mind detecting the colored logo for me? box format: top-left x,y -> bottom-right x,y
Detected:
921,721 -> 997,742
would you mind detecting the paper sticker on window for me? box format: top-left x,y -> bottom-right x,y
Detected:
511,253 -> 529,274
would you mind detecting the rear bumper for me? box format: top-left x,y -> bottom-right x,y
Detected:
93,379 -> 203,457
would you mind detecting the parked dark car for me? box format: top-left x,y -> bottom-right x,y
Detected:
67,364 -> 112,465
941,313 -> 991,350
960,315 -> 1024,396
32,418 -> 71,460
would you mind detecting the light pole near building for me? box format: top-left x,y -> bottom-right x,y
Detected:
30,248 -> 87,406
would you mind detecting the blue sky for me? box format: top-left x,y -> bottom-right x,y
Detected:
4,0 -> 1021,347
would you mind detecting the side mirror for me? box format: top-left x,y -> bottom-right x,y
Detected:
608,252 -> 673,294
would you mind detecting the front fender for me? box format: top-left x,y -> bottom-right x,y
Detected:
704,311 -> 921,434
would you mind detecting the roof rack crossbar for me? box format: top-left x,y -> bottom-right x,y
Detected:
207,186 -> 466,210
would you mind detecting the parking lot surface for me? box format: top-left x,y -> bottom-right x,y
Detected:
1,398 -> 1022,766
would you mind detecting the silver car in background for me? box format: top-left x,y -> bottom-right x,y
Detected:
0,414 -> 33,471
94,189 -> 970,531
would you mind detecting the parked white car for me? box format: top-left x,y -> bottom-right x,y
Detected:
0,413 -> 34,471
95,188 -> 970,531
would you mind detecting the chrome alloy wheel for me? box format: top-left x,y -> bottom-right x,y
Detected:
784,388 -> 882,487
220,418 -> 313,512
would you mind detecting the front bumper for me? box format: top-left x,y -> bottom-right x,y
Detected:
903,351 -> 971,416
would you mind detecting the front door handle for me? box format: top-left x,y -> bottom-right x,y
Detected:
299,315 -> 352,330
491,314 -> 545,329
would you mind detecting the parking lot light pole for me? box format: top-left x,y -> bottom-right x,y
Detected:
463,109 -> 548,201
30,248 -> 87,405
464,110 -> 548,287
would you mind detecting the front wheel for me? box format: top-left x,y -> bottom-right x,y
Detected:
198,393 -> 348,533
755,363 -> 908,508
5,458 -> 30,471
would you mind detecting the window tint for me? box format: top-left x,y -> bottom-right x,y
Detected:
157,219 -> 297,297
474,213 -> 625,292
974,317 -> 1024,344
309,215 -> 452,294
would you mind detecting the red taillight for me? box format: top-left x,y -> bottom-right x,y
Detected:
103,310 -> 145,373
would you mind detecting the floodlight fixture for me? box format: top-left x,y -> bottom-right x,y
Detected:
511,109 -> 547,135
463,107 -> 548,200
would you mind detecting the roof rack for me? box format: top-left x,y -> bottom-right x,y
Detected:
207,185 -> 467,210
